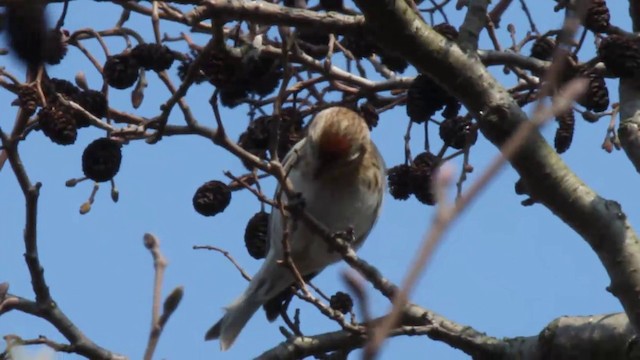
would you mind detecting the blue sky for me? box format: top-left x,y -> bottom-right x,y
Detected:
0,1 -> 636,359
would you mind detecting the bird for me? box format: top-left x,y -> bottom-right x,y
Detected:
205,106 -> 385,350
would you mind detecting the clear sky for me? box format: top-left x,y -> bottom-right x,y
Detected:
0,1 -> 636,359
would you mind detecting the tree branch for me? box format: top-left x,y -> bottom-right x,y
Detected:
0,133 -> 125,359
618,79 -> 640,173
353,0 -> 640,336
457,0 -> 490,52
258,308 -> 637,360
183,0 -> 364,34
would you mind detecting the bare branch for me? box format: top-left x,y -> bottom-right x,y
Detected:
184,0 -> 364,34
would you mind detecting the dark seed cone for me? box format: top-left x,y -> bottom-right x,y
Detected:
341,32 -> 377,59
530,37 -> 556,61
296,28 -> 330,46
554,110 -> 575,154
432,23 -> 459,41
407,74 -> 456,123
244,211 -> 269,259
359,102 -> 379,129
177,56 -> 208,84
238,132 -> 268,169
16,85 -> 39,116
44,29 -> 68,65
411,152 -> 439,205
38,104 -> 77,145
237,108 -> 304,168
82,138 -> 122,182
192,180 -> 232,217
104,54 -> 140,89
276,107 -> 304,159
131,43 -> 175,72
329,291 -> 353,314
584,0 -> 610,33
439,116 -> 478,149
73,90 -> 108,127
238,115 -> 271,168
6,1 -> 47,66
413,150 -> 439,168
598,35 -> 640,78
296,28 -> 329,59
441,100 -> 461,119
320,0 -> 343,11
387,164 -> 412,200
201,49 -> 245,89
47,78 -> 80,98
219,86 -> 248,108
577,70 -> 609,112
241,115 -> 271,150
245,54 -> 283,97
379,50 -> 409,73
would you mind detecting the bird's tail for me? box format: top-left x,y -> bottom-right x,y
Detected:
205,258 -> 293,350
204,291 -> 262,350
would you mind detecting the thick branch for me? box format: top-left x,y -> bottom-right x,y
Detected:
184,0 -> 364,34
618,79 -> 640,173
458,0 -> 490,51
258,309 -> 636,360
353,0 -> 640,335
613,4 -> 640,173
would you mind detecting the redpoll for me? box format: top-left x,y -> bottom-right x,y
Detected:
205,106 -> 385,350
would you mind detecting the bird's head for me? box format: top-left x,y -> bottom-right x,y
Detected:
307,107 -> 371,179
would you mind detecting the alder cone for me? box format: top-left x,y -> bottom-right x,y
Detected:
16,85 -> 39,116
598,35 -> 640,78
329,292 -> 353,314
531,37 -> 555,61
577,70 -> 609,112
192,180 -> 232,217
38,104 -> 77,145
103,54 -> 140,89
244,211 -> 269,260
432,23 -> 459,41
439,116 -> 478,149
407,74 -> 456,123
387,164 -> 412,200
554,110 -> 575,154
584,0 -> 610,33
131,43 -> 175,72
82,138 -> 122,182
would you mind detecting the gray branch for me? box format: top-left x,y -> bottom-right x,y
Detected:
457,0 -> 490,52
258,309 -> 637,360
183,0 -> 364,34
618,78 -> 640,173
353,0 -> 640,336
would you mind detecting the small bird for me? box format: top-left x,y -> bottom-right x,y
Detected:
205,106 -> 385,350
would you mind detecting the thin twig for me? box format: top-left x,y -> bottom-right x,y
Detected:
193,245 -> 252,282
143,233 -> 169,360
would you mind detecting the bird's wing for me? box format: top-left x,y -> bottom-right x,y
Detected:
266,137 -> 307,256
